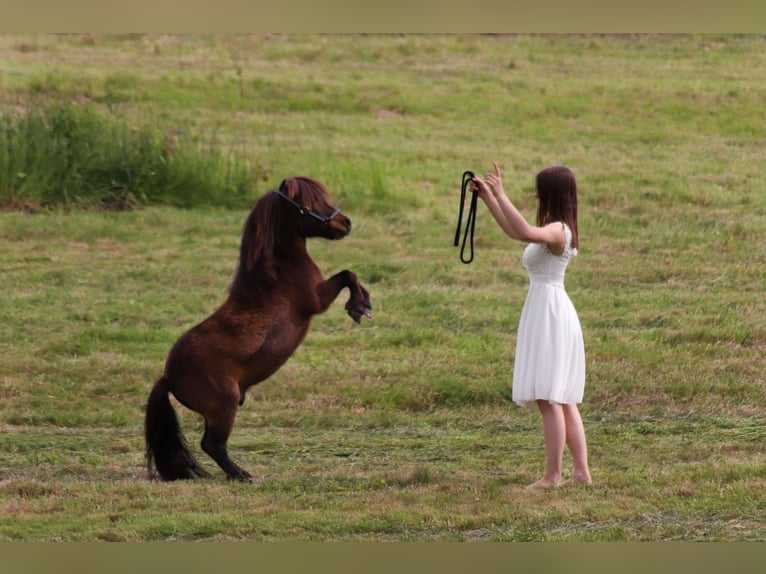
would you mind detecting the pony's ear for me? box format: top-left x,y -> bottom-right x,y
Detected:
241,193 -> 276,277
279,177 -> 297,201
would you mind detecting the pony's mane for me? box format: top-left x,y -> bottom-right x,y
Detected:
231,177 -> 330,293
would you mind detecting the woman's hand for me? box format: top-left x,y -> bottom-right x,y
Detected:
469,176 -> 491,199
471,162 -> 504,200
484,162 -> 504,197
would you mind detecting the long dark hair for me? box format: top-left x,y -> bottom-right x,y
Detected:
535,165 -> 579,249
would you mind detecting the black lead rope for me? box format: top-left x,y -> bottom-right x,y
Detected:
454,170 -> 478,264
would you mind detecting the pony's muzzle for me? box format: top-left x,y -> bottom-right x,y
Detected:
330,214 -> 352,238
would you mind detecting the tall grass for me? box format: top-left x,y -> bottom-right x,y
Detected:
0,102 -> 265,209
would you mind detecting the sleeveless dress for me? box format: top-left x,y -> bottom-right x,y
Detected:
512,223 -> 585,407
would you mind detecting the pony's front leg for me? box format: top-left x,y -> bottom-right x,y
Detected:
317,270 -> 372,323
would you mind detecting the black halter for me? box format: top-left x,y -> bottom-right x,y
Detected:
274,190 -> 340,224
453,170 -> 478,264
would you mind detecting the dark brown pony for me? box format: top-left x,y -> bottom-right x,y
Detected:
145,177 -> 371,481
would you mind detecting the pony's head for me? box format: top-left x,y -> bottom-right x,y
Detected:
237,177 -> 351,282
274,177 -> 351,240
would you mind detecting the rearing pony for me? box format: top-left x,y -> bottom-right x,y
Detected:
145,177 -> 372,481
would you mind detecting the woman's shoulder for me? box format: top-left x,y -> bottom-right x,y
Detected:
560,223 -> 577,256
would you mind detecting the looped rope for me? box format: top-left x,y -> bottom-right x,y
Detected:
453,170 -> 478,264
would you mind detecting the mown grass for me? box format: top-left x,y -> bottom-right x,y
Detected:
1,34 -> 765,541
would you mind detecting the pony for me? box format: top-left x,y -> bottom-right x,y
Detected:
144,176 -> 371,481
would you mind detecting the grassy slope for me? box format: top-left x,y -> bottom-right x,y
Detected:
0,34 -> 764,541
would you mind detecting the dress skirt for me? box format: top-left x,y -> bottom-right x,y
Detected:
511,281 -> 585,407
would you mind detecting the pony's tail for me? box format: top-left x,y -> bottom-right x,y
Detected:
144,377 -> 209,481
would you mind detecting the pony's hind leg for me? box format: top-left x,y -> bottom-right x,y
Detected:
201,410 -> 253,482
145,376 -> 211,481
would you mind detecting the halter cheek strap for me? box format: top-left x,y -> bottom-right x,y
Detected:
274,190 -> 340,224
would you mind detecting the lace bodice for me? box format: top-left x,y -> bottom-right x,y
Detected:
522,223 -> 577,287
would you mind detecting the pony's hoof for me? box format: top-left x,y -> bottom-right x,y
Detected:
348,307 -> 372,323
227,470 -> 254,483
346,301 -> 372,323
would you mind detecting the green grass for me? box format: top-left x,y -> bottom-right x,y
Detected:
1,33 -> 765,541
0,102 -> 264,209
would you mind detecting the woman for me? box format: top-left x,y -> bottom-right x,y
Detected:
471,162 -> 592,487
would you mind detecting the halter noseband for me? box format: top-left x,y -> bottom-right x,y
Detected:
274,190 -> 341,224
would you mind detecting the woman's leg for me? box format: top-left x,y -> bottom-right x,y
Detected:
532,400 -> 566,486
562,403 -> 592,484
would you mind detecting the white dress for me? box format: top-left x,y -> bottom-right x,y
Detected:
512,223 -> 585,407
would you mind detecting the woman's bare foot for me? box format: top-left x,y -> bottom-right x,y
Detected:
560,474 -> 592,486
527,477 -> 561,489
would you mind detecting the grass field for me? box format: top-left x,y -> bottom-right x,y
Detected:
1,34 -> 765,541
